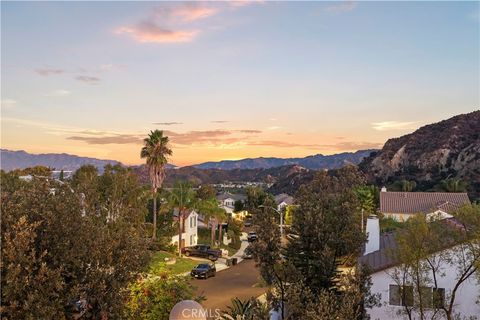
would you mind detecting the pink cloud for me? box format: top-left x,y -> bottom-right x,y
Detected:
116,21 -> 198,43
155,4 -> 219,22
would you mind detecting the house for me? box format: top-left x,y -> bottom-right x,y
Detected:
360,216 -> 479,320
171,209 -> 198,249
216,192 -> 246,208
216,192 -> 247,219
379,188 -> 470,221
274,193 -> 294,211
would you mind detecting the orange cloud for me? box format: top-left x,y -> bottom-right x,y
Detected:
116,22 -> 198,43
67,134 -> 142,144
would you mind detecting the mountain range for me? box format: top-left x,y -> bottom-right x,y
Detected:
0,149 -> 375,172
0,149 -> 120,172
192,150 -> 375,170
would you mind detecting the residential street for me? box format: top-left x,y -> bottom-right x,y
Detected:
190,259 -> 266,311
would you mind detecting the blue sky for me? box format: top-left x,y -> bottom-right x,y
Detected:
1,1 -> 478,165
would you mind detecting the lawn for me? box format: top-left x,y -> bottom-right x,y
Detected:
198,227 -> 241,257
148,251 -> 199,276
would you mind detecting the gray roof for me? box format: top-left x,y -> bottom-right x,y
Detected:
380,192 -> 470,215
359,232 -> 398,272
173,208 -> 195,219
274,193 -> 294,205
216,192 -> 246,202
360,218 -> 465,273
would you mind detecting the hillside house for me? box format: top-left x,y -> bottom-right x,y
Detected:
379,189 -> 470,221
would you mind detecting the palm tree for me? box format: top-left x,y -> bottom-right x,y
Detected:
438,178 -> 467,192
218,298 -> 261,320
168,181 -> 197,255
140,130 -> 172,240
217,209 -> 227,245
198,198 -> 224,247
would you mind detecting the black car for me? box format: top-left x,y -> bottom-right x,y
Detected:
182,244 -> 222,261
247,231 -> 258,242
191,263 -> 216,279
242,245 -> 253,259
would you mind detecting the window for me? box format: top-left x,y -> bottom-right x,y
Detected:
433,288 -> 445,308
389,285 -> 413,306
389,284 -> 445,309
194,216 -> 197,227
420,287 -> 432,308
389,285 -> 401,306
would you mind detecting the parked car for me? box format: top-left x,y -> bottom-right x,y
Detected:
242,245 -> 253,259
247,231 -> 258,242
244,219 -> 253,227
191,263 -> 216,279
182,244 -> 222,261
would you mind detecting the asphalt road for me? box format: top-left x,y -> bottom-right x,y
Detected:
190,258 -> 266,311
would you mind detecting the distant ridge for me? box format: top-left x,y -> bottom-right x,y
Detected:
192,150 -> 376,170
0,149 -> 121,172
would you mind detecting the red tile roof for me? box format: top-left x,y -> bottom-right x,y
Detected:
380,192 -> 470,215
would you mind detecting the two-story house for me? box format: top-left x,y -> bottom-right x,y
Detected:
171,209 -> 198,249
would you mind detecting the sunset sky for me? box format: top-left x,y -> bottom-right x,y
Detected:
1,1 -> 479,166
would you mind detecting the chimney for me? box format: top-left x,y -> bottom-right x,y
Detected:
364,216 -> 380,255
381,186 -> 387,192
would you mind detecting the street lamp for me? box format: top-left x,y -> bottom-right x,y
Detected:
259,205 -> 284,238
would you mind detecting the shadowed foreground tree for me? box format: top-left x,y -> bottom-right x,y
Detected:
286,166 -> 366,293
250,167 -> 378,320
1,169 -> 148,319
141,129 -> 172,240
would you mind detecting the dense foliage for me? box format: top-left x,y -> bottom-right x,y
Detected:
1,166 -> 149,319
286,166 -> 366,292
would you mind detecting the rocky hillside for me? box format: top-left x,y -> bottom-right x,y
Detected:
0,149 -> 121,172
193,150 -> 375,170
359,110 -> 480,198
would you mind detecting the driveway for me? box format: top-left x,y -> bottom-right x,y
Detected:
190,259 -> 266,311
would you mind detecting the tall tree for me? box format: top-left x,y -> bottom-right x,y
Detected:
168,181 -> 197,255
285,166 -> 366,293
140,130 -> 172,240
198,198 -> 226,246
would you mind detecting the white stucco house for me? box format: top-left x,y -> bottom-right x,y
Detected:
379,189 -> 470,221
171,209 -> 198,248
360,216 -> 479,320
